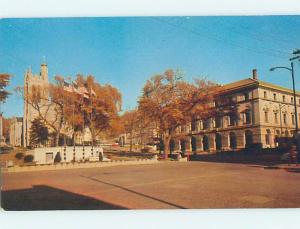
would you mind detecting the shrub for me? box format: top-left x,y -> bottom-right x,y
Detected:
15,152 -> 24,160
24,155 -> 34,163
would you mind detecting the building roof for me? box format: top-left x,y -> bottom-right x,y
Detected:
217,77 -> 300,96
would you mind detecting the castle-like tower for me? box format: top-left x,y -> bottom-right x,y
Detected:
23,62 -> 49,147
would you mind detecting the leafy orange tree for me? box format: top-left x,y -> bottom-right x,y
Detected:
74,75 -> 122,145
138,69 -> 218,159
121,109 -> 140,152
16,76 -> 70,146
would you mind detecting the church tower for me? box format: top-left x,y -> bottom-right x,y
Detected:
40,57 -> 48,82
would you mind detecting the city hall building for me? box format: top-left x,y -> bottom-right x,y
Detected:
170,69 -> 300,153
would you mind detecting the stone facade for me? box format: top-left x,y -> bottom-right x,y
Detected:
171,70 -> 300,153
23,63 -> 94,147
23,63 -> 50,147
9,117 -> 23,147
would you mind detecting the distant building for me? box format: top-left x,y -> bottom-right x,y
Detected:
119,124 -> 159,147
170,69 -> 300,153
10,117 -> 23,147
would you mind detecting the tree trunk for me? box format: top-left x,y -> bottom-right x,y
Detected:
163,135 -> 171,160
130,130 -> 133,152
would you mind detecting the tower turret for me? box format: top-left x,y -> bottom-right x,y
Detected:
40,62 -> 48,82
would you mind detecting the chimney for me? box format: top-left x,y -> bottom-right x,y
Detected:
252,69 -> 258,80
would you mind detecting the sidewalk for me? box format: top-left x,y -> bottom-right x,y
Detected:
1,158 -> 159,173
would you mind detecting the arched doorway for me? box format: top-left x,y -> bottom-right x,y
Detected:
191,136 -> 197,152
215,133 -> 222,151
180,140 -> 186,153
229,132 -> 237,149
245,130 -> 253,148
203,135 -> 209,151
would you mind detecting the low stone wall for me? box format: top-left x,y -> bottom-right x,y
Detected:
2,158 -> 158,173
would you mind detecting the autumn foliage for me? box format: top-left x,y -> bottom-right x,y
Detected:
138,69 -> 219,159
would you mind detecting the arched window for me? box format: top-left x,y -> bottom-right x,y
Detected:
285,130 -> 289,137
245,130 -> 253,147
191,136 -> 197,152
215,133 -> 222,151
265,129 -> 271,145
203,135 -> 209,151
229,132 -> 237,149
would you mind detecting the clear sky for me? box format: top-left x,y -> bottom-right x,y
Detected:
1,16 -> 300,117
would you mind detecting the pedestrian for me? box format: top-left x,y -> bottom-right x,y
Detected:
288,144 -> 298,166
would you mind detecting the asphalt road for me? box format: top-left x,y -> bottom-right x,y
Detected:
2,161 -> 300,210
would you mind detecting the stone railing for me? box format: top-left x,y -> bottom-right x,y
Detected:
2,158 -> 159,173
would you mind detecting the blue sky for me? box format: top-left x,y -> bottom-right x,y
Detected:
1,16 -> 300,117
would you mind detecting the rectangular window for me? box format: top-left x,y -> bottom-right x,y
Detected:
273,93 -> 277,101
191,119 -> 196,131
216,116 -> 222,128
229,114 -> 236,126
291,97 -> 294,104
264,111 -> 269,123
244,93 -> 249,101
274,113 -> 278,124
264,91 -> 267,99
292,114 -> 295,125
282,95 -> 286,102
283,113 -> 287,124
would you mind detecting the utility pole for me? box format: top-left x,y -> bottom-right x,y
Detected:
270,49 -> 300,136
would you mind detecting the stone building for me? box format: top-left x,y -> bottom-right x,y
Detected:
170,69 -> 300,153
23,62 -> 50,147
9,117 -> 23,147
23,62 -> 94,147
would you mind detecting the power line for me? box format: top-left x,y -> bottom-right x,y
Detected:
151,17 -> 291,60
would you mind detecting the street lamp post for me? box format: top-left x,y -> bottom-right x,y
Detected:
270,62 -> 299,136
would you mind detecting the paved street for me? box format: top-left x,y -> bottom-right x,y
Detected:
2,161 -> 300,210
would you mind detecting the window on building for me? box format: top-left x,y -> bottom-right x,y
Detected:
203,119 -> 210,129
265,129 -> 271,145
282,95 -> 286,102
274,112 -> 278,124
191,119 -> 197,131
264,91 -> 267,99
229,114 -> 236,126
199,120 -> 203,130
273,93 -> 277,101
244,110 -> 251,124
264,111 -> 269,123
283,113 -> 287,124
215,116 -> 222,128
244,93 -> 249,101
292,114 -> 295,125
291,97 -> 294,104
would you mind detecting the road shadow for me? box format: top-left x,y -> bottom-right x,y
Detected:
80,175 -> 186,209
1,185 -> 127,210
